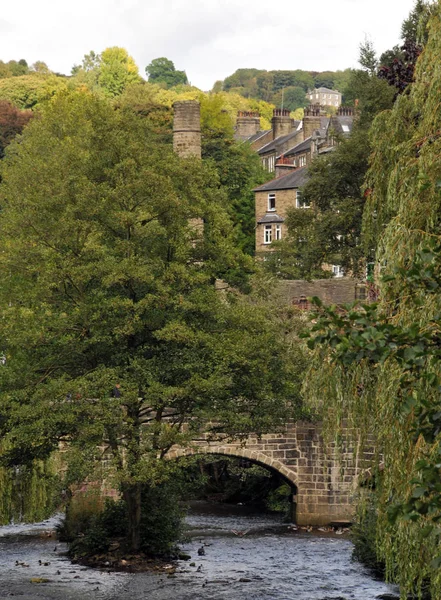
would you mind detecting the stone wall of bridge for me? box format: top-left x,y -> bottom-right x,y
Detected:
168,421 -> 372,526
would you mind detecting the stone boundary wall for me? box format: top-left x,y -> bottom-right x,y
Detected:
275,278 -> 361,306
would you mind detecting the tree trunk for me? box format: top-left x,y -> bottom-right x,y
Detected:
123,483 -> 142,552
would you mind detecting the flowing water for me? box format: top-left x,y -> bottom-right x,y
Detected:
0,503 -> 399,600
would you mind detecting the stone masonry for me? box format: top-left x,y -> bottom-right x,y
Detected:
255,187 -> 304,252
173,100 -> 201,158
168,421 -> 372,525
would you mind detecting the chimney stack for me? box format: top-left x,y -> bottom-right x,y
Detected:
173,100 -> 201,158
235,111 -> 260,139
272,108 -> 293,140
302,104 -> 322,141
275,157 -> 297,179
337,106 -> 354,117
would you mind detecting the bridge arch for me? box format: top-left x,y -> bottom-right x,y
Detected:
167,445 -> 299,521
167,446 -> 298,488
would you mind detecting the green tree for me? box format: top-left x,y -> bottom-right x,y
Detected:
114,82 -> 173,142
71,48 -> 140,97
256,72 -> 275,102
98,47 -> 141,97
199,94 -> 271,256
0,73 -> 67,109
0,90 -> 303,551
223,68 -> 263,91
31,61 -> 51,74
359,38 -> 378,75
145,57 -> 188,88
305,5 -> 441,597
313,71 -> 336,89
0,59 -> 29,79
272,86 -> 307,112
401,0 -> 434,44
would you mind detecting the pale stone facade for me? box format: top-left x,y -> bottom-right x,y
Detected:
307,87 -> 342,107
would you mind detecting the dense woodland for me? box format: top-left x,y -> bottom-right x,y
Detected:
1,0 -> 441,597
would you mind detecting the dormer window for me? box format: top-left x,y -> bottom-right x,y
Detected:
268,193 -> 276,211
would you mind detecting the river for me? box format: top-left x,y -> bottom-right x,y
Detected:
0,503 -> 399,600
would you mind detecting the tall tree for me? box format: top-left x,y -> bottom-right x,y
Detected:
71,48 -> 141,97
145,57 -> 188,88
306,5 -> 441,597
0,90 -> 303,550
98,47 -> 141,97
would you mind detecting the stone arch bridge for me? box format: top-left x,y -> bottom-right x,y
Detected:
168,421 -> 372,526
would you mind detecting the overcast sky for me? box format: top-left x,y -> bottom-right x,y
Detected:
0,0 -> 417,90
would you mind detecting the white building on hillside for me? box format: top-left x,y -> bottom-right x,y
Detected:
307,87 -> 341,107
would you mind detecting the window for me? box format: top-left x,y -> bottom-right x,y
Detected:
299,155 -> 306,167
263,156 -> 275,172
342,125 -> 350,133
264,225 -> 272,244
275,224 -> 282,240
296,190 -> 310,208
355,284 -> 367,301
332,265 -> 344,278
268,193 -> 276,211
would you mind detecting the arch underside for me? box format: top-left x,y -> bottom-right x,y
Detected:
167,445 -> 298,487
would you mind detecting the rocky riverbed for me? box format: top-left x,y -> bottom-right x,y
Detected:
0,504 -> 399,600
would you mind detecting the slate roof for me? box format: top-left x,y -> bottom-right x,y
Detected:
281,137 -> 312,158
258,126 -> 301,155
242,129 -> 271,144
253,166 -> 309,192
312,87 -> 341,94
257,213 -> 285,224
328,115 -> 353,135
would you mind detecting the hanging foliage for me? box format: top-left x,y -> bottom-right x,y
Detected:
305,4 -> 441,597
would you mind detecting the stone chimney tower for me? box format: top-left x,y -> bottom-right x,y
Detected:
302,104 -> 322,141
173,100 -> 201,158
235,111 -> 260,139
272,108 -> 293,140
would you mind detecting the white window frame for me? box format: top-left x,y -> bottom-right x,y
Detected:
264,225 -> 272,244
296,190 -> 310,209
332,265 -> 344,278
268,193 -> 276,211
275,224 -> 282,240
299,155 -> 306,167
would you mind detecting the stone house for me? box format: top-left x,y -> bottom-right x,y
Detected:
252,106 -> 355,282
306,87 -> 342,107
236,106 -> 353,173
172,99 -> 363,306
254,166 -> 309,254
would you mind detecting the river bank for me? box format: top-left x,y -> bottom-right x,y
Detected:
0,503 -> 400,600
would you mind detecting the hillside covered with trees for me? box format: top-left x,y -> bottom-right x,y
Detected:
213,67 -> 352,111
